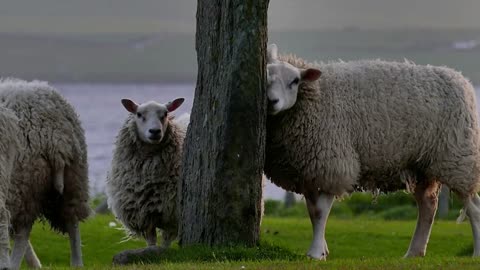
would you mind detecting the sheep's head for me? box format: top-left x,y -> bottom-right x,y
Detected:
121,98 -> 184,144
266,44 -> 321,115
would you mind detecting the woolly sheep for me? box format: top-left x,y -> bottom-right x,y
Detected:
0,78 -> 90,268
106,98 -> 187,248
0,106 -> 20,269
264,44 -> 480,260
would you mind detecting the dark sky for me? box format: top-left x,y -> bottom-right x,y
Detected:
0,0 -> 478,33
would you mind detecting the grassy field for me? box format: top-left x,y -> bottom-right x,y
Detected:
27,212 -> 480,269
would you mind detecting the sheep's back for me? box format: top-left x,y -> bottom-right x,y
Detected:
266,58 -> 480,195
0,80 -> 86,166
0,107 -> 20,205
320,61 -> 479,178
0,78 -> 89,231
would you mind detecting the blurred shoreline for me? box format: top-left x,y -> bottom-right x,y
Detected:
56,83 -> 480,200
2,29 -> 480,84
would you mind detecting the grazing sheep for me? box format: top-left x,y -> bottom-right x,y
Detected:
0,106 -> 20,269
264,44 -> 480,260
0,78 -> 90,268
106,98 -> 187,248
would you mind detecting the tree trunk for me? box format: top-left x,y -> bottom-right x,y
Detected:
94,198 -> 109,214
112,246 -> 164,265
179,0 -> 269,247
284,192 -> 296,208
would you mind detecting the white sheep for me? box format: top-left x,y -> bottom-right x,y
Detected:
0,106 -> 20,269
106,98 -> 187,248
264,44 -> 480,260
0,78 -> 90,268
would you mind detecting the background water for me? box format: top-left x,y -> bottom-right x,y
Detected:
55,83 -> 480,200
55,83 -> 290,199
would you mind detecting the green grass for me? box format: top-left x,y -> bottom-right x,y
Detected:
265,191 -> 465,221
26,213 -> 480,269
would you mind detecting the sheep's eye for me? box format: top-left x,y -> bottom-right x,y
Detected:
289,77 -> 300,88
137,112 -> 142,118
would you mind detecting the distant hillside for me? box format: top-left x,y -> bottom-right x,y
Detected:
1,30 -> 480,84
1,0 -> 479,83
0,32 -> 196,83
0,0 -> 480,34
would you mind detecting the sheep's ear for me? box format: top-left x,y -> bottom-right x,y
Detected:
267,44 -> 278,63
166,98 -> 185,112
121,99 -> 138,113
300,68 -> 322,82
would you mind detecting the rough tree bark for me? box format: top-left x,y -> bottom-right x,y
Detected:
179,0 -> 269,247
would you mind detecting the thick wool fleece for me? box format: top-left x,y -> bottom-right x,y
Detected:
0,106 -> 20,264
106,115 -> 185,239
265,55 -> 480,198
0,78 -> 90,233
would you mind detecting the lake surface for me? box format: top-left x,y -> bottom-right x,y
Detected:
55,83 -> 289,200
55,83 -> 480,200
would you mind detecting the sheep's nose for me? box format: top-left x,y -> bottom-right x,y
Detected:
149,129 -> 161,135
269,99 -> 279,106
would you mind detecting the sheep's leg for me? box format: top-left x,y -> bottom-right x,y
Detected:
404,181 -> 440,257
66,221 -> 83,267
464,193 -> 480,256
24,240 -> 42,268
305,192 -> 334,260
0,207 -> 10,269
306,199 -> 328,256
10,224 -> 33,270
160,230 -> 176,249
54,166 -> 64,194
145,226 -> 157,247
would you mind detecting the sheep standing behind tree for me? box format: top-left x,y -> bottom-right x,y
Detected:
0,106 -> 20,269
106,98 -> 187,249
264,44 -> 480,260
0,78 -> 90,268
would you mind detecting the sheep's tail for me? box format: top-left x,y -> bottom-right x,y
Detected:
54,166 -> 64,194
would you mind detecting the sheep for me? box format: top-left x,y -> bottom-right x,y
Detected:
0,78 -> 90,268
264,44 -> 480,260
106,97 -> 187,249
0,106 -> 20,269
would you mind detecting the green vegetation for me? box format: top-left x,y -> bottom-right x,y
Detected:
26,196 -> 479,269
265,191 -> 464,221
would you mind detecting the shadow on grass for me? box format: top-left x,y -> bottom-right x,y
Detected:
457,244 -> 474,257
113,241 -> 302,265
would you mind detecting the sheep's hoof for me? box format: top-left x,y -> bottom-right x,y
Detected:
403,250 -> 425,258
0,262 -> 10,270
306,253 -> 327,261
70,262 -> 84,268
112,246 -> 165,265
306,248 -> 328,261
